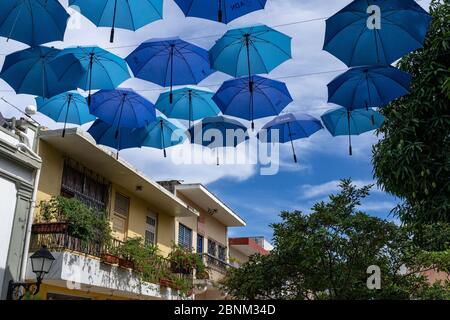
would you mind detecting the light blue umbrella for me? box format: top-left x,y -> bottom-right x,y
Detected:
126,37 -> 215,103
173,0 -> 267,24
155,87 -> 220,129
323,0 -> 431,66
259,113 -> 323,163
0,0 -> 69,46
141,117 -> 186,158
213,75 -> 293,129
188,116 -> 249,165
57,46 -> 131,105
69,0 -> 163,43
0,46 -> 84,98
321,107 -> 384,156
209,25 -> 292,78
36,92 -> 96,137
88,119 -> 144,158
328,66 -> 411,111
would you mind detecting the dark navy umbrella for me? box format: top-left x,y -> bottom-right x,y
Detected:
88,119 -> 144,158
126,37 -> 215,103
0,0 -> 69,46
36,92 -> 96,137
188,116 -> 249,165
213,75 -> 293,129
69,0 -> 163,43
0,46 -> 83,98
259,113 -> 323,163
141,117 -> 186,158
328,66 -> 411,111
323,0 -> 431,66
90,88 -> 156,139
57,46 -> 131,105
173,0 -> 267,24
321,107 -> 385,156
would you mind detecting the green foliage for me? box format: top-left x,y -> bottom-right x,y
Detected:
222,180 -> 450,300
168,244 -> 205,275
372,0 -> 450,224
39,196 -> 112,245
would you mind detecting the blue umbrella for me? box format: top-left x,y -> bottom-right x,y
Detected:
36,92 -> 96,137
155,87 -> 220,129
88,119 -> 144,158
173,0 -> 267,24
141,117 -> 186,158
328,66 -> 411,111
321,107 -> 384,156
188,116 -> 249,165
126,37 -> 215,103
213,75 -> 293,129
323,0 -> 431,67
209,25 -> 292,78
0,0 -> 69,46
90,88 -> 156,139
57,46 -> 131,105
69,0 -> 163,43
0,46 -> 84,98
259,113 -> 323,163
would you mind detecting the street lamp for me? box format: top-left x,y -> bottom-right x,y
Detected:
7,246 -> 55,300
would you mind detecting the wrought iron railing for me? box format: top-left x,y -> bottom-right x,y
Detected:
201,253 -> 233,274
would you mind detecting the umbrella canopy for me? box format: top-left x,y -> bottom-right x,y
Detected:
126,37 -> 215,103
57,46 -> 131,105
88,119 -> 144,157
259,112 -> 323,163
209,24 -> 292,78
90,88 -> 156,135
141,117 -> 186,158
188,116 -> 249,164
155,87 -> 220,128
0,46 -> 84,98
213,75 -> 293,129
36,92 -> 96,137
323,0 -> 431,67
69,0 -> 163,43
321,107 -> 384,155
328,66 -> 411,110
0,0 -> 69,46
173,0 -> 267,24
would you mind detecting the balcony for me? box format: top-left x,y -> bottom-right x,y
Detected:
28,225 -> 192,300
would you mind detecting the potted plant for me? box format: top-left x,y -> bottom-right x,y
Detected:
168,245 -> 196,275
118,257 -> 134,269
100,251 -> 120,265
32,222 -> 68,234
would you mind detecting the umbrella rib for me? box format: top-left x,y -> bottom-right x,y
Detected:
251,34 -> 292,60
145,0 -> 163,18
34,0 -> 67,36
96,0 -> 112,28
367,74 -> 384,105
126,2 -> 137,31
55,95 -> 70,122
174,46 -> 198,83
248,38 -> 270,74
348,23 -> 370,66
381,17 -> 424,45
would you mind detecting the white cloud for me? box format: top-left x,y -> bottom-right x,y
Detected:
299,179 -> 380,200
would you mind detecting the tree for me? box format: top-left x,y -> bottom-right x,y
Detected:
372,0 -> 450,225
222,180 -> 450,300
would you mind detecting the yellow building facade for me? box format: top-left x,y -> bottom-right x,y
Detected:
25,127 -> 246,300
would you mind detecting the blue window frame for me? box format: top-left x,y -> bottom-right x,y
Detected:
197,234 -> 204,253
178,223 -> 192,249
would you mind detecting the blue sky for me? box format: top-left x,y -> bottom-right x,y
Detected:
0,0 -> 431,241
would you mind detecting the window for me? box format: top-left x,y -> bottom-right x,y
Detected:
114,193 -> 130,217
197,234 -> 204,253
218,245 -> 226,262
178,224 -> 192,249
112,192 -> 129,240
60,159 -> 109,212
145,213 -> 157,245
208,239 -> 217,257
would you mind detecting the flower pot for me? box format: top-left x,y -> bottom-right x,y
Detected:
118,258 -> 134,269
100,253 -> 119,265
32,222 -> 68,234
170,261 -> 192,275
160,278 -> 176,288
